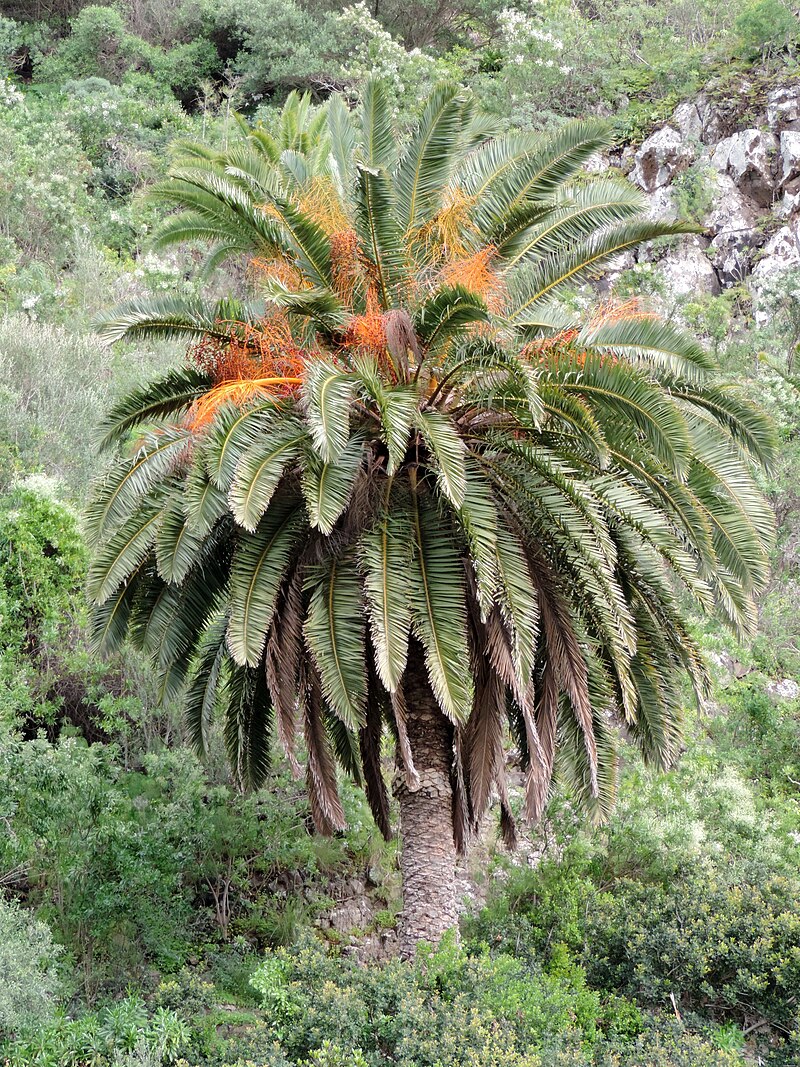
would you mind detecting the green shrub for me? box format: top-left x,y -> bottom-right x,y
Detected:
0,896 -> 61,1038
734,0 -> 798,57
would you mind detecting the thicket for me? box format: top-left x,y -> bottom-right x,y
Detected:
2,0 -> 799,132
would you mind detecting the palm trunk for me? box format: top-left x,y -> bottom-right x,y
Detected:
394,642 -> 459,957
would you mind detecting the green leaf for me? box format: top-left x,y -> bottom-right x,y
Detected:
203,402 -> 278,489
361,481 -> 413,691
304,556 -> 367,729
185,614 -> 229,757
353,163 -> 407,309
415,408 -> 467,507
229,423 -> 306,532
303,362 -> 356,463
302,434 -> 365,534
360,79 -> 397,169
97,366 -> 212,450
86,428 -> 190,540
394,83 -> 466,234
494,519 -> 539,687
228,501 -> 305,666
183,461 -> 228,534
94,296 -> 262,346
156,493 -> 205,584
458,461 -> 500,617
87,505 -> 162,605
414,285 -> 488,358
408,483 -> 473,722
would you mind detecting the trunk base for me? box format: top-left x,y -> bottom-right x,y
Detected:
394,643 -> 459,957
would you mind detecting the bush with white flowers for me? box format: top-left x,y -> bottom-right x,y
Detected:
336,2 -> 444,107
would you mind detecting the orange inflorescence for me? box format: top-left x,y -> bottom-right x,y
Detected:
342,308 -> 387,356
441,245 -> 506,312
417,185 -> 479,262
588,296 -> 656,330
249,256 -> 306,291
187,314 -> 310,429
298,178 -> 350,236
330,229 -> 364,307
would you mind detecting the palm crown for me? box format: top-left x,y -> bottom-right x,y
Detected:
88,83 -> 774,943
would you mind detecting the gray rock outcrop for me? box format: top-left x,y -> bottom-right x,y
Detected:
711,129 -> 778,208
632,126 -> 694,192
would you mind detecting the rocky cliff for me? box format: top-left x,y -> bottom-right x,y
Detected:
597,78 -> 800,309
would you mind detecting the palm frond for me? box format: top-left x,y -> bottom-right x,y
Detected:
304,555 -> 368,730
408,480 -> 474,722
228,500 -> 305,666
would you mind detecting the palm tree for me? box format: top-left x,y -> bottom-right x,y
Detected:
88,83 -> 774,953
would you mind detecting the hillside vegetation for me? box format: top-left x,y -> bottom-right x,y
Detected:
0,2 -> 799,1065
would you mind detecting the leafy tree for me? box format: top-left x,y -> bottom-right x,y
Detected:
89,83 -> 774,952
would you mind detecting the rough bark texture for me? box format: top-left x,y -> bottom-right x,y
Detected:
394,641 -> 459,957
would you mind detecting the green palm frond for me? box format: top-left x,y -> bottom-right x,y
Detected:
394,83 -> 466,235
87,503 -> 163,605
97,366 -> 212,450
408,481 -> 474,722
415,408 -> 467,507
229,422 -> 306,532
185,614 -> 229,757
353,163 -> 407,309
303,363 -> 356,463
302,434 -> 365,534
94,296 -> 261,346
361,482 -> 414,691
304,555 -> 367,730
414,285 -> 488,358
360,79 -> 397,170
228,500 -> 305,666
155,493 -> 205,585
506,221 -> 699,323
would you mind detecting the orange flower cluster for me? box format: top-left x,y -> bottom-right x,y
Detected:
441,245 -> 505,312
298,177 -> 350,236
342,308 -> 387,355
249,256 -> 306,291
330,229 -> 364,307
187,315 -> 309,429
416,186 -> 479,262
588,296 -> 656,330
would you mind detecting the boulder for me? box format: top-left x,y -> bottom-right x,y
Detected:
644,185 -> 678,222
672,93 -> 730,146
673,100 -> 704,142
750,222 -> 800,318
766,678 -> 800,700
632,126 -> 694,192
779,130 -> 800,194
705,173 -> 764,286
767,85 -> 800,132
656,237 -> 720,299
711,129 -> 778,208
